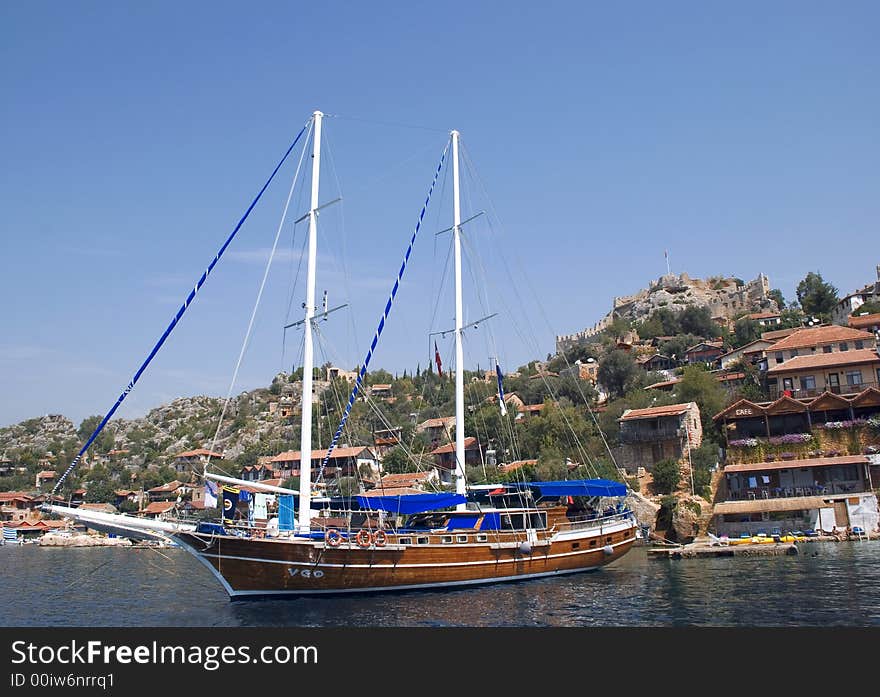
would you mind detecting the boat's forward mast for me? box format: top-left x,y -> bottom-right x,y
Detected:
298,110 -> 324,535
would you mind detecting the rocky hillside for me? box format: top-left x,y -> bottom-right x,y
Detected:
557,272 -> 780,353
0,373 -> 309,487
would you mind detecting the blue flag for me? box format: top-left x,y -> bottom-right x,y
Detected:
496,363 -> 507,416
222,485 -> 239,524
204,480 -> 218,508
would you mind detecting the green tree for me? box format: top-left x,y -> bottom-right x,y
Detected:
381,447 -> 418,474
796,271 -> 838,320
853,300 -> 880,316
768,288 -> 785,310
597,350 -> 640,399
679,306 -> 718,337
732,318 -> 761,348
674,365 -> 726,442
652,458 -> 681,495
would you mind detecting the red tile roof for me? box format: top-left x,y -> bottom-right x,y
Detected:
619,403 -> 694,421
375,472 -> 433,488
36,470 -> 56,479
519,404 -> 545,413
499,459 -> 537,473
766,348 -> 880,374
176,449 -> 223,459
418,416 -> 455,429
746,311 -> 781,320
148,480 -> 182,493
849,313 -> 880,330
761,328 -> 798,341
431,437 -> 478,454
769,326 -> 874,351
270,446 -> 373,462
140,501 -> 176,515
360,486 -> 422,497
78,503 -> 118,513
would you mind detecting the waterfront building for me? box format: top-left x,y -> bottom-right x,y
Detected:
711,391 -> 880,537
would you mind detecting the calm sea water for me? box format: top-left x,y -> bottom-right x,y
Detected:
2,541 -> 879,627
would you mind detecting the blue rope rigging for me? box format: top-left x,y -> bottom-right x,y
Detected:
50,124 -> 309,497
317,141 -> 449,481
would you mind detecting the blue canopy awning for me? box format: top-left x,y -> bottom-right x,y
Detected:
356,492 -> 466,515
517,479 -> 628,498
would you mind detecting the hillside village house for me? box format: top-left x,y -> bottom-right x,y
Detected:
416,416 -> 455,448
615,402 -> 703,473
684,341 -> 724,366
711,392 -> 880,537
830,266 -> 880,325
766,349 -> 880,400
430,437 -> 482,484
636,354 -> 676,372
718,339 -> 775,370
147,480 -> 182,502
325,365 -> 358,382
0,492 -> 41,524
559,358 -> 600,383
35,470 -> 56,490
269,446 -> 378,482
745,311 -> 783,327
849,312 -> 880,337
757,326 -> 876,369
173,448 -> 223,477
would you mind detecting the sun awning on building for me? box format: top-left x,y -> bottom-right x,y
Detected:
723,455 -> 868,474
713,496 -> 836,515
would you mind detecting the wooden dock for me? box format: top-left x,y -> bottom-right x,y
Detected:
648,542 -> 800,559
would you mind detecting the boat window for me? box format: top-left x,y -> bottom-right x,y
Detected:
500,513 -> 527,530
572,542 -> 580,549
399,538 -> 412,545
589,540 -> 597,547
441,535 -> 453,544
456,535 -> 468,543
475,533 -> 488,542
416,536 -> 429,545
605,536 -> 613,544
529,512 -> 547,529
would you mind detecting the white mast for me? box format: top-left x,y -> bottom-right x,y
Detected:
451,130 -> 466,510
298,110 -> 323,534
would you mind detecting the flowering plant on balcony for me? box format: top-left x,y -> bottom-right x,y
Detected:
768,433 -> 812,445
779,451 -> 797,460
821,419 -> 866,430
729,438 -> 759,448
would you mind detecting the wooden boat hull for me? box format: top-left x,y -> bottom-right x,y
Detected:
174,518 -> 638,597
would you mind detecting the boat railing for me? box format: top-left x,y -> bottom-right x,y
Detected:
556,511 -> 634,534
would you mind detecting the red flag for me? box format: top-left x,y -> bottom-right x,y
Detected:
434,341 -> 443,378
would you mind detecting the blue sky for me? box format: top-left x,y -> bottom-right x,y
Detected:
2,2 -> 878,429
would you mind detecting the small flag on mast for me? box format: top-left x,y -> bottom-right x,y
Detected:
204,480 -> 218,508
496,363 -> 507,416
434,341 -> 443,378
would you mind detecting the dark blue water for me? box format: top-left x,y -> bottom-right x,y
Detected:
2,542 -> 879,626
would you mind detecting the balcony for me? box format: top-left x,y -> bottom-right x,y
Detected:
619,427 -> 684,444
768,379 -> 878,401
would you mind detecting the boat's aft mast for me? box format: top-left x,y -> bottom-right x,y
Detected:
451,130 -> 466,510
298,110 -> 323,535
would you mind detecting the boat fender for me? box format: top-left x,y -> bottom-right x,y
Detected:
325,528 -> 342,548
518,542 -> 532,555
603,545 -> 614,556
356,528 -> 373,548
373,530 -> 388,547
